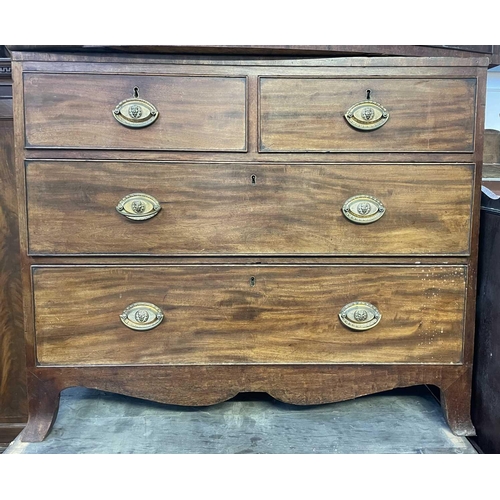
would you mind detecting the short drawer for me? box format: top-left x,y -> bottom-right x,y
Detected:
259,77 -> 477,152
33,265 -> 466,366
23,73 -> 247,151
26,162 -> 473,256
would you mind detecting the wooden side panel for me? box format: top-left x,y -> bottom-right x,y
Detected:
23,73 -> 247,151
26,162 -> 473,256
0,114 -> 27,426
260,77 -> 477,152
33,265 -> 466,366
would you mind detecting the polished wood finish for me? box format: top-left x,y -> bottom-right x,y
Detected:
19,372 -> 60,443
26,162 -> 473,256
0,58 -> 27,446
8,45 -> 500,66
23,73 -> 247,150
33,265 -> 466,366
19,363 -> 476,442
11,50 -> 487,441
260,77 -> 477,153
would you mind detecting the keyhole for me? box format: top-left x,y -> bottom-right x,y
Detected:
250,276 -> 256,287
251,174 -> 257,185
366,89 -> 371,100
133,86 -> 140,98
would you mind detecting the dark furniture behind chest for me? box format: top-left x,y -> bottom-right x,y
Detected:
0,55 -> 27,448
473,188 -> 500,452
10,48 -> 488,441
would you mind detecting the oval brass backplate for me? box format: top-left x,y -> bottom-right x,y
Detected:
342,195 -> 385,224
120,302 -> 164,331
116,193 -> 161,221
345,100 -> 389,131
113,97 -> 159,128
339,301 -> 381,331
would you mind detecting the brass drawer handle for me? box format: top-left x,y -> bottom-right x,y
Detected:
339,301 -> 381,331
113,87 -> 159,128
120,302 -> 164,331
116,193 -> 161,221
342,194 -> 385,224
345,89 -> 389,131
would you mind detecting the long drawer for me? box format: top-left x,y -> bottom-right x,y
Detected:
33,265 -> 466,366
259,77 -> 477,153
26,162 -> 473,256
23,73 -> 247,151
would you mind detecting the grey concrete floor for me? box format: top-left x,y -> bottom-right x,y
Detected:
5,385 -> 476,454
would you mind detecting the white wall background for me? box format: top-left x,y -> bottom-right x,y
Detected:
486,66 -> 500,131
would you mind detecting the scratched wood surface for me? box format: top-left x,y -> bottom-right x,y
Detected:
33,265 -> 466,366
23,73 -> 247,150
26,162 -> 473,256
11,51 -> 486,441
9,50 -> 493,66
260,77 -> 477,153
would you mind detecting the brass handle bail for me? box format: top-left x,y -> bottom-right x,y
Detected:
113,87 -> 159,128
342,195 -> 385,224
120,302 -> 164,331
345,90 -> 389,131
339,302 -> 381,331
116,193 -> 161,221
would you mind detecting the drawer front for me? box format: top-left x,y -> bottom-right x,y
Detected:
26,162 -> 473,256
33,266 -> 466,366
23,73 -> 247,150
259,77 -> 477,152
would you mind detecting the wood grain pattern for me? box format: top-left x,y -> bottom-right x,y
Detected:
33,265 -> 466,366
15,62 -> 486,81
23,73 -> 247,150
0,113 -> 27,427
19,372 -> 59,443
461,67 -> 486,369
22,148 -> 477,166
8,47 -> 496,65
260,77 -> 477,153
19,363 -> 475,442
26,162 -> 473,256
11,51 -> 485,440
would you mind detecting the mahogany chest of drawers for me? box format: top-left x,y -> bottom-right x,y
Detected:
10,49 -> 488,441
